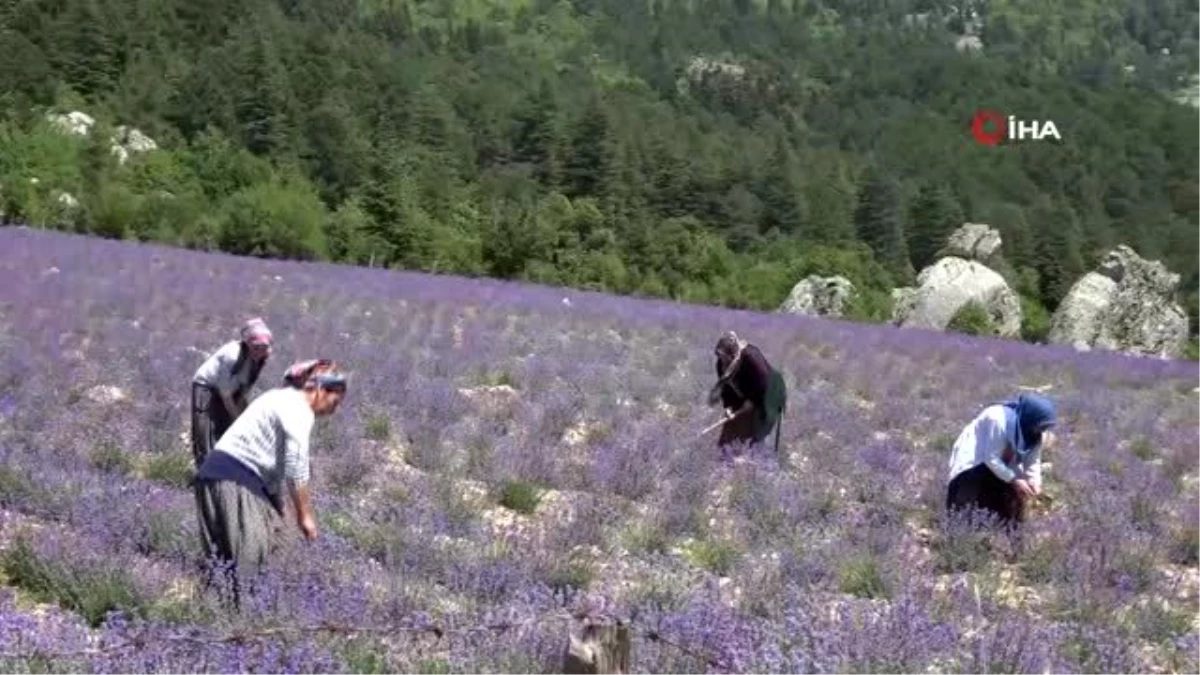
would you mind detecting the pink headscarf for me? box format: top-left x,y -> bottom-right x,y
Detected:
240,318 -> 273,346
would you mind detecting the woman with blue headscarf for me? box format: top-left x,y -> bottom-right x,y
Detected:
946,393 -> 1058,530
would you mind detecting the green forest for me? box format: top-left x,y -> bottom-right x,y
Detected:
1,0 -> 1197,340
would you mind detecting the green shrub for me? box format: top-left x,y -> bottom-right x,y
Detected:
142,452 -> 194,488
1020,294 -> 1052,342
838,554 -> 889,599
90,442 -> 133,474
364,413 -> 391,441
687,539 -> 741,577
1,538 -> 148,627
948,301 -> 995,336
497,479 -> 542,514
1184,338 -> 1199,361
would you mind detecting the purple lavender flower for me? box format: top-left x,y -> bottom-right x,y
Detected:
0,227 -> 1196,673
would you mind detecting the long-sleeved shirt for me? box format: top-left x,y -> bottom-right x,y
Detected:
192,340 -> 258,396
947,404 -> 1042,490
716,345 -> 772,410
200,387 -> 313,498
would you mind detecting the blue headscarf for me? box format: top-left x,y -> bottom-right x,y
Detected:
997,393 -> 1056,459
312,373 -> 347,391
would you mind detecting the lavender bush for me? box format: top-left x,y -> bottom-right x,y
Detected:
0,227 -> 1196,673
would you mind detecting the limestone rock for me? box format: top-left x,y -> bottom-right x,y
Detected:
892,257 -> 1022,337
677,54 -> 748,97
1048,245 -> 1189,359
779,275 -> 856,317
955,35 -> 983,53
1176,74 -> 1200,108
46,111 -> 95,136
891,287 -> 918,323
85,385 -> 128,404
944,223 -> 1002,262
684,55 -> 746,82
457,385 -> 519,416
110,126 -> 158,164
54,192 -> 79,209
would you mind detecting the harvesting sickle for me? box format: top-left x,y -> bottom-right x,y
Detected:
945,392 -> 1058,552
193,358 -> 347,609
190,318 -> 273,470
706,331 -> 787,455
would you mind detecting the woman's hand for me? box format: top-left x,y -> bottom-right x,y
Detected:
299,515 -> 318,541
1012,478 -> 1037,499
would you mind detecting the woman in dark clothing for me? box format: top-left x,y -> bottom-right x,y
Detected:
707,332 -> 787,452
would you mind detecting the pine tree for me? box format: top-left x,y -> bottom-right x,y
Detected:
1030,197 -> 1086,310
854,167 -> 912,283
513,79 -> 564,189
984,202 -> 1034,271
646,133 -> 691,219
230,26 -> 298,157
758,139 -> 806,236
564,100 -> 614,200
54,0 -> 118,100
907,182 -> 964,270
801,150 -> 857,245
368,0 -> 413,43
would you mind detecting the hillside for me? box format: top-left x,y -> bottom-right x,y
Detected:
0,0 -> 1197,337
0,228 -> 1197,672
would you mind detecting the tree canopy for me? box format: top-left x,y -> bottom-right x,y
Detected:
1,0 -> 1196,337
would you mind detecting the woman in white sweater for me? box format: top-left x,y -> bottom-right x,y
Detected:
193,359 -> 346,606
946,393 -> 1058,533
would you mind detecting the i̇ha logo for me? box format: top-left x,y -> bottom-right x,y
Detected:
971,109 -> 1061,146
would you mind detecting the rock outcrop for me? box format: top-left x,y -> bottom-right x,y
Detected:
47,111 -> 95,136
892,258 -> 1022,337
892,223 -> 1022,337
110,126 -> 159,164
1176,74 -> 1200,109
944,223 -> 1003,263
54,192 -> 79,210
1048,245 -> 1189,359
84,385 -> 128,405
779,276 -> 856,318
955,35 -> 983,53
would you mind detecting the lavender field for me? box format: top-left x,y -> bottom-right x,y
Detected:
0,226 -> 1196,673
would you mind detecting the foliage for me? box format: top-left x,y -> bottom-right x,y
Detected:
0,0 -> 1194,337
497,479 -> 542,514
1184,338 -> 1199,362
947,300 -> 996,336
1020,293 -> 1053,343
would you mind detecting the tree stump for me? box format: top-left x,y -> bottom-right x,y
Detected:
562,617 -> 631,674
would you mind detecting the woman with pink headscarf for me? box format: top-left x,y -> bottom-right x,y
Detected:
190,318 -> 273,468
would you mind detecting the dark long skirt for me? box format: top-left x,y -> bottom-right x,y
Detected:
946,463 -> 1029,529
718,409 -> 759,446
718,369 -> 787,449
191,383 -> 234,469
194,479 -> 281,608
